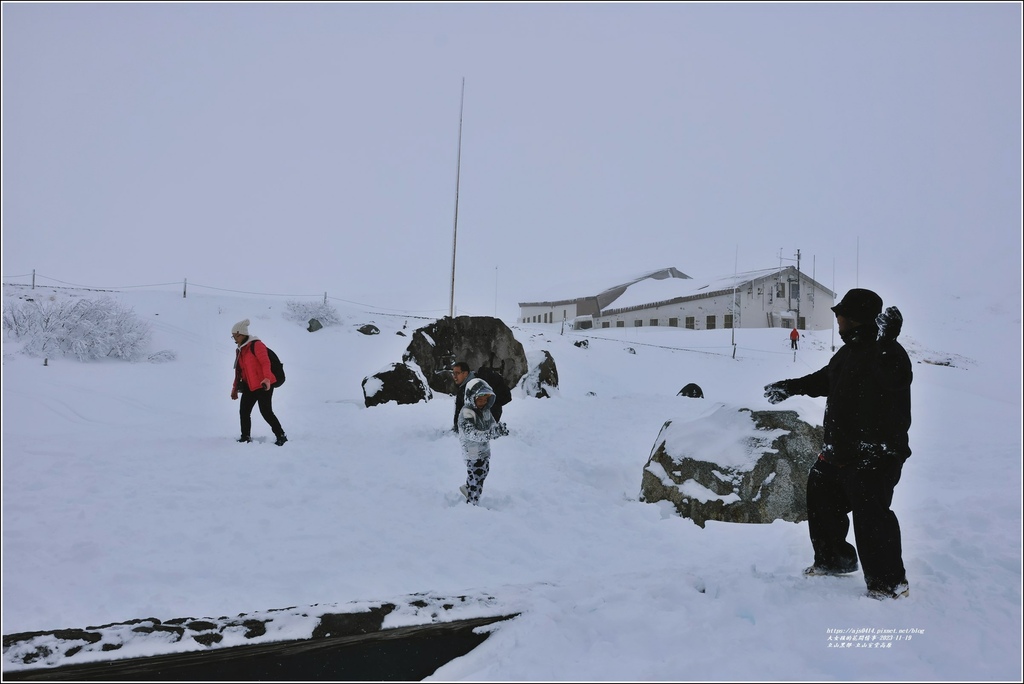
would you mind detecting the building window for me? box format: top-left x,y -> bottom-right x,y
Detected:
791,283 -> 800,300
602,321 -> 610,328
669,317 -> 678,327
798,316 -> 806,329
650,319 -> 659,326
616,320 -> 625,328
776,282 -> 786,298
634,319 -> 643,327
724,314 -> 733,329
706,315 -> 716,330
685,317 -> 695,330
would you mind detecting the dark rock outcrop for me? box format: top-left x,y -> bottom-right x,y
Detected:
677,383 -> 704,398
2,593 -> 517,681
362,363 -> 432,407
402,316 -> 527,398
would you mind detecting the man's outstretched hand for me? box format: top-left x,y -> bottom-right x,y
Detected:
764,381 -> 792,405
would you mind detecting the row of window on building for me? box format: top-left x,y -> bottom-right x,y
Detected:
523,314 -> 810,329
522,314 -> 736,329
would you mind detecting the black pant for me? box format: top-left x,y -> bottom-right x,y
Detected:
239,387 -> 284,438
806,457 -> 907,591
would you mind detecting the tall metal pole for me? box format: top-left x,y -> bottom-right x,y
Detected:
731,245 -> 738,357
795,248 -> 801,326
831,258 -> 836,351
448,78 -> 466,319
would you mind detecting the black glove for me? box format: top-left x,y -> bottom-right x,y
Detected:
764,381 -> 792,405
876,306 -> 903,343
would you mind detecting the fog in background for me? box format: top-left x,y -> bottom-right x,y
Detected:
2,3 -> 1020,320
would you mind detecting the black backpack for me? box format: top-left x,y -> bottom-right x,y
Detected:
251,342 -> 285,388
475,367 -> 511,407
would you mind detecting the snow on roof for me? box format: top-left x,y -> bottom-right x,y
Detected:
518,267 -> 689,305
603,268 -> 808,312
519,266 -> 831,312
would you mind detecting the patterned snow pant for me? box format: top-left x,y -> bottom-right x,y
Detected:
463,450 -> 491,505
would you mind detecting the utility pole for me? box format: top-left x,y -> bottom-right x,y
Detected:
790,249 -> 798,327
779,248 -> 802,328
448,78 -> 466,319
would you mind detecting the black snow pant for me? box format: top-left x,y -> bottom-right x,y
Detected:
239,387 -> 285,439
806,456 -> 908,592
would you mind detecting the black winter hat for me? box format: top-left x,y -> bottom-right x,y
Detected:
831,288 -> 883,324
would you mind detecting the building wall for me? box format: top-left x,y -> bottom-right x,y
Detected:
523,267 -> 835,330
593,271 -> 834,331
738,270 -> 834,330
518,302 -> 579,325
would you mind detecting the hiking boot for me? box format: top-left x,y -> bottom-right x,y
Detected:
237,435 -> 252,443
867,582 -> 910,600
274,434 -> 288,446
803,562 -> 858,577
864,581 -> 913,602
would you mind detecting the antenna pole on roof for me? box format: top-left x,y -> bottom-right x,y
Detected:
732,245 -> 738,358
448,78 -> 466,319
831,257 -> 836,352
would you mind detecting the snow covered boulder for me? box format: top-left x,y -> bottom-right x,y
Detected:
639,404 -> 822,528
362,362 -> 432,408
520,349 -> 559,398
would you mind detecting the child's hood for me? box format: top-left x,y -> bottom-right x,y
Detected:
464,378 -> 496,411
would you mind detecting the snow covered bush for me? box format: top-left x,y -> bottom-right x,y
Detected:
2,296 -> 152,361
284,299 -> 342,327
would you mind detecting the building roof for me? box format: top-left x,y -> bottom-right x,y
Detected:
518,267 -> 691,308
520,266 -> 835,314
603,267 -> 835,314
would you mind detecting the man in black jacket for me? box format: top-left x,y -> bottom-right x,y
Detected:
764,288 -> 912,600
451,362 -> 476,433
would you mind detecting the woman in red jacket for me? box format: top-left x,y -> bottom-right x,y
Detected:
230,319 -> 287,445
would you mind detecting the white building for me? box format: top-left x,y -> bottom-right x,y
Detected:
518,266 -> 835,331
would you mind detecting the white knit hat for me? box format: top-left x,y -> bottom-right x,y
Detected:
231,319 -> 250,336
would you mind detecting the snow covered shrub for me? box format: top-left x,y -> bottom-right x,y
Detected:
284,299 -> 342,327
2,296 -> 152,361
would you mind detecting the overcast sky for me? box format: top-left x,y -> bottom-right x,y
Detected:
2,3 -> 1020,320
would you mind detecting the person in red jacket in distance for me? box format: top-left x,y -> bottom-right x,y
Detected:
230,318 -> 287,446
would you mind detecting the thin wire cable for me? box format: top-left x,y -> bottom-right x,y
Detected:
2,274 -> 448,319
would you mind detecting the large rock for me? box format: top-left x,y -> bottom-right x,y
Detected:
402,316 -> 528,397
362,363 -> 432,408
520,350 -> 559,398
639,404 -> 822,528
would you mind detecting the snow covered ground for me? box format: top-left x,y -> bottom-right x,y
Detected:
1,283 -> 1020,681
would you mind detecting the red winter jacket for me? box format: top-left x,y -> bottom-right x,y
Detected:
233,338 -> 276,392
